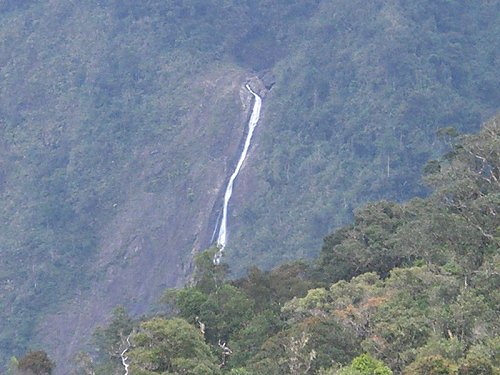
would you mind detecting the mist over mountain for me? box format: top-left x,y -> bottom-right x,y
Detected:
0,0 -> 498,371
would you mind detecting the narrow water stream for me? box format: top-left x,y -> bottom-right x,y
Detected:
214,84 -> 262,264
120,84 -> 261,373
121,335 -> 131,375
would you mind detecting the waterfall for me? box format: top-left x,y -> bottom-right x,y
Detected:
120,335 -> 131,375
214,84 -> 262,264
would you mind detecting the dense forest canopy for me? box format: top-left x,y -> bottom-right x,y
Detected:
228,0 -> 499,270
0,0 -> 498,371
84,115 -> 499,374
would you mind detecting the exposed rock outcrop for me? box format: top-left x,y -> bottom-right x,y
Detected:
35,66 -> 254,373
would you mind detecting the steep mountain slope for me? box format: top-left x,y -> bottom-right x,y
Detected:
0,0 -> 259,367
89,114 -> 499,374
31,66 -> 258,368
228,0 -> 500,270
0,0 -> 498,370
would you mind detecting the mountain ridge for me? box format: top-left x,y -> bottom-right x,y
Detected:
0,0 -> 498,370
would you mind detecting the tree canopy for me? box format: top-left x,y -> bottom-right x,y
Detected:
84,115 -> 499,374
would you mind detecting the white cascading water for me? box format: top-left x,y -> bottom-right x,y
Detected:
214,84 -> 262,264
121,335 -> 131,375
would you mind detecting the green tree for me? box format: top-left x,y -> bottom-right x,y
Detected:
245,329 -> 315,375
424,117 -> 499,274
362,267 -> 459,371
403,355 -> 457,375
128,317 -> 220,374
229,310 -> 284,368
234,262 -> 314,313
199,284 -> 254,344
16,350 -> 55,375
164,287 -> 209,323
91,306 -> 134,373
458,338 -> 500,375
316,201 -> 409,283
335,353 -> 392,375
192,247 -> 229,294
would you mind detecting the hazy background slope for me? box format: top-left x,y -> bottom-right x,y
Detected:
0,0 -> 498,370
227,0 -> 499,270
0,0 -> 256,366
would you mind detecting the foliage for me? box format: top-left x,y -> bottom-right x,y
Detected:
316,202 -> 409,283
335,354 -> 392,375
192,246 -> 230,295
227,0 -> 500,274
234,262 -> 314,312
91,306 -> 134,374
403,355 -> 458,375
16,351 -> 55,375
457,338 -> 500,375
128,317 -> 220,374
0,0 -> 498,370
88,116 -> 498,374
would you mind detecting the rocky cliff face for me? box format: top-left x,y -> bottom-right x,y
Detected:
34,67 -> 260,371
2,1 -> 498,370
0,1 -> 264,367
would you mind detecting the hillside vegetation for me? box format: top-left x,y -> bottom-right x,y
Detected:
0,0 -> 498,370
228,0 -> 499,270
82,114 -> 499,375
